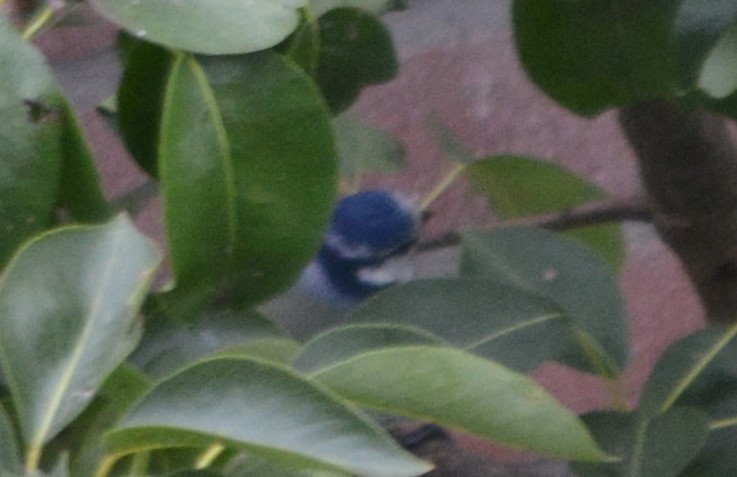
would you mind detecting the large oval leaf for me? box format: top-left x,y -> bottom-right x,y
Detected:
0,403 -> 21,474
572,408 -> 709,477
0,216 -> 160,450
673,0 -> 737,91
105,357 -> 431,477
56,100 -> 112,223
159,52 -> 336,311
512,0 -> 677,116
89,0 -> 306,55
640,325 -> 737,418
312,346 -> 607,461
117,38 -> 174,178
311,0 -> 398,17
132,306 -> 295,378
0,16 -> 62,267
316,8 -> 398,113
698,23 -> 737,99
347,278 -> 569,372
0,16 -> 111,267
294,323 -> 443,373
467,155 -> 625,269
461,227 -> 628,376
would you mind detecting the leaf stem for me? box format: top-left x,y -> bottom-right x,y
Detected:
420,163 -> 467,211
128,451 -> 150,475
573,329 -> 628,411
21,4 -> 55,40
660,320 -> 737,413
92,455 -> 120,477
24,446 -> 42,474
195,443 -> 225,469
710,415 -> 737,430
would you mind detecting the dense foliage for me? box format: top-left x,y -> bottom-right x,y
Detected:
2,1 -> 737,476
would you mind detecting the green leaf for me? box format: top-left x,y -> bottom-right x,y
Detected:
311,0 -> 398,17
461,227 -> 628,376
294,324 -> 443,373
316,8 -> 398,113
132,307 -> 293,378
0,216 -> 160,450
313,346 -> 607,461
159,52 -> 336,311
117,39 -> 174,178
681,427 -> 737,476
640,325 -> 737,417
334,113 -> 404,182
572,408 -> 709,477
283,12 -> 321,77
56,99 -> 112,222
673,0 -> 737,90
0,16 -> 62,266
0,403 -> 21,474
106,357 -> 432,477
347,278 -> 569,372
89,0 -> 307,55
226,454 -> 344,477
70,364 -> 151,477
698,22 -> 737,98
467,155 -> 625,269
165,471 -> 222,477
512,0 -> 678,116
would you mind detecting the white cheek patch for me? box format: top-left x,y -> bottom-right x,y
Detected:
356,256 -> 414,288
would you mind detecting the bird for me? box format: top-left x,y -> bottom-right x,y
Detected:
298,188 -> 424,306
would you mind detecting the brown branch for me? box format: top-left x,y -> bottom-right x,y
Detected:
620,100 -> 737,323
417,196 -> 652,253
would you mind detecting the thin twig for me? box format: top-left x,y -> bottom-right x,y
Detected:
417,195 -> 653,253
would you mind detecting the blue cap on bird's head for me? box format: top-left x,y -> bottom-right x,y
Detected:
325,190 -> 420,261
299,189 -> 423,305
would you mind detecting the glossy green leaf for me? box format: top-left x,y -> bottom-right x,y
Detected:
347,278 -> 569,372
166,471 -> 222,477
226,454 -> 344,477
311,0 -> 398,17
159,52 -> 336,311
283,12 -> 321,77
294,324 -> 442,373
0,403 -> 20,474
89,0 -> 306,55
0,16 -> 62,266
468,155 -> 625,269
334,113 -> 404,182
70,365 -> 151,477
512,0 -> 678,116
698,23 -> 737,98
132,307 -> 293,378
106,357 -> 432,477
681,427 -> 737,476
316,8 -> 398,113
56,100 -> 112,222
572,408 -> 709,477
0,216 -> 160,449
313,346 -> 607,461
673,0 -> 737,90
461,228 -> 628,376
47,454 -> 70,477
117,39 -> 174,178
640,325 -> 737,417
